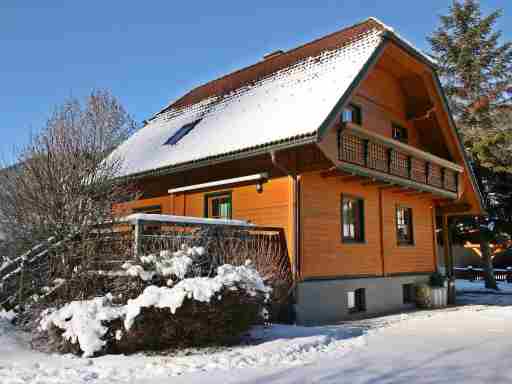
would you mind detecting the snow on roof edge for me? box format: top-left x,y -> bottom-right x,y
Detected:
365,16 -> 436,66
123,213 -> 256,227
117,131 -> 317,180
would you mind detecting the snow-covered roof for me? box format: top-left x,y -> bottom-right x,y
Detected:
109,18 -> 432,178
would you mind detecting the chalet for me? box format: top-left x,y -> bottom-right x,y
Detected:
109,18 -> 485,325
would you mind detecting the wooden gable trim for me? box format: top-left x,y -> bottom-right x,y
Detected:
428,73 -> 486,215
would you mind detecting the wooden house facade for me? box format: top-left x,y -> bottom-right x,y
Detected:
110,18 -> 484,324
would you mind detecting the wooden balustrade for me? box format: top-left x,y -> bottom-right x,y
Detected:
337,126 -> 461,195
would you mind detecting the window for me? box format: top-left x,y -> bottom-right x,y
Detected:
133,205 -> 162,215
396,206 -> 414,245
164,119 -> 201,146
204,192 -> 232,219
341,195 -> 365,243
342,103 -> 362,125
392,124 -> 408,143
347,288 -> 366,313
403,284 -> 415,304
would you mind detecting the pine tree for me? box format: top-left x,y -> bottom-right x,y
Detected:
428,0 -> 512,289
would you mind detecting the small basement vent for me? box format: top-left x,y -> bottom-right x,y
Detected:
347,288 -> 366,313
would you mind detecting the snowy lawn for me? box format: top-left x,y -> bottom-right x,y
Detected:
2,291 -> 512,383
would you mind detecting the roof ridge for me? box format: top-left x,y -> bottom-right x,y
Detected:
152,17 -> 387,119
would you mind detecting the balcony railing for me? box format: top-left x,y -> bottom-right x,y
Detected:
337,124 -> 462,196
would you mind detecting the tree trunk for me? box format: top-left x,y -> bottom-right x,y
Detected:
480,238 -> 498,290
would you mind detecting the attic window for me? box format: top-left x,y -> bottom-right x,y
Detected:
392,124 -> 408,144
164,119 -> 201,146
342,104 -> 362,125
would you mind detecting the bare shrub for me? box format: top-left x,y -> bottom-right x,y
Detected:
0,89 -> 139,260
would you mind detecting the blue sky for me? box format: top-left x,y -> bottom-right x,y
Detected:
1,1 -> 511,159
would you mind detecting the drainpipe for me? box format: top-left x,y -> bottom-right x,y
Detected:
270,151 -> 300,281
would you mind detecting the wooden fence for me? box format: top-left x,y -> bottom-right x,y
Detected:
0,215 -> 293,308
454,267 -> 512,283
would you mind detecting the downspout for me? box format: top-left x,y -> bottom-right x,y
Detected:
270,151 -> 300,281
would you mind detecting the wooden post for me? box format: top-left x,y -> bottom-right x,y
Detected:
432,207 -> 439,272
442,214 -> 452,277
363,139 -> 369,168
17,261 -> 25,305
442,214 -> 456,304
379,188 -> 386,276
133,220 -> 142,259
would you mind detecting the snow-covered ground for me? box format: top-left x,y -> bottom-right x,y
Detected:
2,286 -> 512,383
456,278 -> 512,293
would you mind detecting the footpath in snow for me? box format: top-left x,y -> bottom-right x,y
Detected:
2,284 -> 512,383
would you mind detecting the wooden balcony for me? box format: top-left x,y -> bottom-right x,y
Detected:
337,124 -> 463,199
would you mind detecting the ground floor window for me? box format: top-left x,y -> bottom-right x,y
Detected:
341,195 -> 365,243
347,288 -> 366,313
396,206 -> 414,245
204,192 -> 232,219
402,283 -> 416,304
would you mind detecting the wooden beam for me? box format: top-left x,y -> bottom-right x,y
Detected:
361,179 -> 392,187
438,203 -> 472,215
378,184 -> 398,190
320,168 -> 351,179
338,175 -> 365,183
391,187 -> 413,194
404,191 -> 433,198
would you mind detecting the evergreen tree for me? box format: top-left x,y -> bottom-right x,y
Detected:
428,0 -> 512,289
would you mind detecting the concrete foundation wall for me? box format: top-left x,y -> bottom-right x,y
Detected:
295,274 -> 429,325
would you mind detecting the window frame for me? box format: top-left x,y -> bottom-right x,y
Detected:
402,283 -> 416,304
341,103 -> 362,125
392,123 -> 408,144
341,194 -> 365,243
396,205 -> 414,246
347,288 -> 366,313
164,119 -> 201,146
204,191 -> 233,220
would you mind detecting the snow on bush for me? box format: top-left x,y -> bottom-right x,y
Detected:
121,245 -> 204,282
0,309 -> 16,322
123,262 -> 271,330
39,263 -> 270,357
39,295 -> 124,357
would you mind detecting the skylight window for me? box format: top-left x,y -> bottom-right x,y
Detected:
164,119 -> 201,146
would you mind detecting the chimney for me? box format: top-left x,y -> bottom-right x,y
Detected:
263,50 -> 284,60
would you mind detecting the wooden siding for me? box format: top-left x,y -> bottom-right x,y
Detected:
115,196 -> 172,215
116,176 -> 293,258
181,176 -> 293,257
300,171 -> 436,279
353,67 -> 421,149
381,190 -> 436,274
300,172 -> 382,277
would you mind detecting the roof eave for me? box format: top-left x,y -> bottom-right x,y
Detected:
118,133 -> 317,182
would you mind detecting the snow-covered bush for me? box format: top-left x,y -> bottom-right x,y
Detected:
121,245 -> 205,284
40,295 -> 123,357
39,263 -> 271,357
